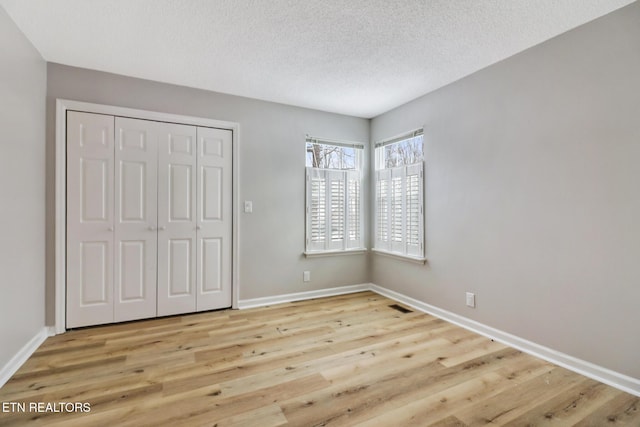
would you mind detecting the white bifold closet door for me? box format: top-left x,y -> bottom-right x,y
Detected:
113,117 -> 158,322
67,111 -> 232,328
196,127 -> 232,311
155,125 -> 233,314
156,122 -> 198,316
66,112 -> 115,328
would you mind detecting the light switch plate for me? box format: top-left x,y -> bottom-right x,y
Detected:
466,292 -> 476,308
244,201 -> 253,213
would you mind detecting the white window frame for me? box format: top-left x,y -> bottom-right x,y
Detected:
305,137 -> 365,256
374,129 -> 425,262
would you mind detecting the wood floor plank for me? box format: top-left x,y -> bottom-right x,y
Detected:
456,366 -> 592,425
356,360 -> 553,427
428,415 -> 469,427
0,291 -> 637,426
180,404 -> 288,427
573,392 -> 640,426
279,347 -> 525,426
501,378 -> 622,426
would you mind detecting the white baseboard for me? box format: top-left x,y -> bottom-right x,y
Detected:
237,283 -> 371,309
0,327 -> 49,388
369,284 -> 640,397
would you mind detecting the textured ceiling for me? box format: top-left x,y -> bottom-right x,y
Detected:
0,0 -> 634,118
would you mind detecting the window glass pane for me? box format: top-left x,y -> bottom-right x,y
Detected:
380,135 -> 423,169
306,142 -> 357,170
305,150 -> 314,168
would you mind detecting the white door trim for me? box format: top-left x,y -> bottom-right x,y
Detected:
55,99 -> 241,334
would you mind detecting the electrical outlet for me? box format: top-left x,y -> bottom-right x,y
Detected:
466,292 -> 476,308
303,271 -> 311,282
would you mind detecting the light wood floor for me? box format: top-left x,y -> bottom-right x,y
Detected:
0,292 -> 638,426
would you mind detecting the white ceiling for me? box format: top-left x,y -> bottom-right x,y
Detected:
0,0 -> 634,118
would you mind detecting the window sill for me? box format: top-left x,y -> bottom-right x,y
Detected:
372,249 -> 427,264
303,249 -> 367,258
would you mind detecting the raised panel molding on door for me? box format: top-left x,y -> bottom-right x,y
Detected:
114,117 -> 158,322
67,111 -> 115,328
197,127 -> 232,311
157,123 -> 198,316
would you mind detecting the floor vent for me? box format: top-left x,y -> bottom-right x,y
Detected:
389,304 -> 413,314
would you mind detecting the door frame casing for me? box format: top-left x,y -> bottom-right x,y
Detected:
55,99 -> 240,334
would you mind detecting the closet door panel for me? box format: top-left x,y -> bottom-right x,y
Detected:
200,238 -> 222,292
157,123 -> 197,316
168,238 -> 192,294
197,127 -> 232,311
114,117 -> 158,322
67,111 -> 115,328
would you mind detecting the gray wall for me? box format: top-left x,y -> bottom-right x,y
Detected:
371,2 -> 640,379
0,8 -> 47,369
45,63 -> 370,324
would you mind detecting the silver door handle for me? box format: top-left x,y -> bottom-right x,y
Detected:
159,226 -> 166,231
196,225 -> 201,230
148,225 -> 156,231
108,227 -> 114,232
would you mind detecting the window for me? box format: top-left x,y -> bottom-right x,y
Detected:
374,130 -> 424,259
305,137 -> 364,254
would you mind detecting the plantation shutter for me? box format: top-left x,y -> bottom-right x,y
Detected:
346,169 -> 362,249
405,162 -> 423,257
306,168 -> 327,252
327,170 -> 346,250
390,166 -> 405,253
306,168 -> 362,252
375,162 -> 424,257
375,168 -> 391,251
